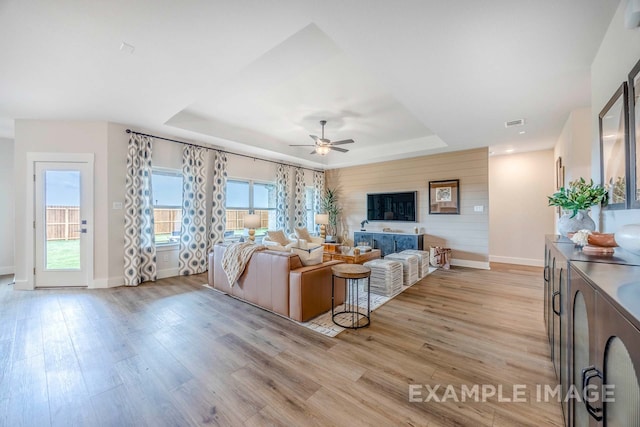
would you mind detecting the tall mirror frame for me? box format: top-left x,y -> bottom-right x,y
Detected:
629,58 -> 640,209
599,82 -> 630,210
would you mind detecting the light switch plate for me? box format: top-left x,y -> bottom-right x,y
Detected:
474,205 -> 484,212
113,202 -> 123,210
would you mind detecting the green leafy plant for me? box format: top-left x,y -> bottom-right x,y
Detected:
320,187 -> 342,237
547,178 -> 608,218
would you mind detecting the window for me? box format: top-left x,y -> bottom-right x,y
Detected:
225,179 -> 275,240
152,169 -> 183,244
305,187 -> 315,234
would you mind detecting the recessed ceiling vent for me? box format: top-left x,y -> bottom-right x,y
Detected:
505,118 -> 526,128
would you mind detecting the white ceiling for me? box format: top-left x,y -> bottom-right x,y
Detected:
0,0 -> 620,168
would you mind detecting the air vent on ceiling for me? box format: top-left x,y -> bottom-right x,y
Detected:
505,118 -> 526,128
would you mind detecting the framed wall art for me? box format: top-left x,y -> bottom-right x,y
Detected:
429,179 -> 460,214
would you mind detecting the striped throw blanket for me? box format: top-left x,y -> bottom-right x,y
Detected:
221,242 -> 267,286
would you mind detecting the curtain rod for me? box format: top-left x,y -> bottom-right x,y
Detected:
125,129 -> 324,173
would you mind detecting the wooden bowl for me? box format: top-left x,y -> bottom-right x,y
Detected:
587,232 -> 617,247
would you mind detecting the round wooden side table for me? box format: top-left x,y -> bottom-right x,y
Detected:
331,264 -> 371,329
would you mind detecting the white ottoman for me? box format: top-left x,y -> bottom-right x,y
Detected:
399,249 -> 430,279
363,259 -> 404,296
384,253 -> 419,286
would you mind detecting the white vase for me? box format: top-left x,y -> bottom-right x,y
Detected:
614,224 -> 640,255
557,210 -> 596,237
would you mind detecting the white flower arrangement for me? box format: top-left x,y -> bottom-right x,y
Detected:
571,229 -> 592,246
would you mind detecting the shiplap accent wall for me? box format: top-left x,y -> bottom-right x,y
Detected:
326,148 -> 489,268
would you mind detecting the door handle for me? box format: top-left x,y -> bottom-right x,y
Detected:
552,291 -> 561,316
543,265 -> 549,282
581,366 -> 603,421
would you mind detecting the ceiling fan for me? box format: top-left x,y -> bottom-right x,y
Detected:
290,120 -> 355,155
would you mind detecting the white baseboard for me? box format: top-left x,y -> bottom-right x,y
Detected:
13,279 -> 33,290
93,270 -> 178,288
0,266 -> 14,275
158,267 -> 179,280
490,255 -> 543,267
450,259 -> 491,270
92,276 -> 124,288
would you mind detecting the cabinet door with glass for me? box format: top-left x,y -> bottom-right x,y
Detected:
593,296 -> 640,426
570,267 -> 597,427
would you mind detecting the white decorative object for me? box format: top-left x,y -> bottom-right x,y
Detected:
570,229 -> 592,247
400,249 -> 430,278
614,224 -> 640,255
384,253 -> 419,286
364,259 -> 404,296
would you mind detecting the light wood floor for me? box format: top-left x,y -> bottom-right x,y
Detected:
0,265 -> 562,426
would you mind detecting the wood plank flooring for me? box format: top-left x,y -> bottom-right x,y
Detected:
0,264 -> 563,426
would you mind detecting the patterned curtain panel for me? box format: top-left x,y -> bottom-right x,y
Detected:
293,168 -> 306,229
209,150 -> 228,250
179,145 -> 209,275
123,133 -> 157,286
313,171 -> 325,233
276,164 -> 292,234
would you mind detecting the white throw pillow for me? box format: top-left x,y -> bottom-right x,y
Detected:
294,227 -> 313,242
267,230 -> 290,246
291,245 -> 323,266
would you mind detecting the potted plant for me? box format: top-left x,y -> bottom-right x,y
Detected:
321,187 -> 342,242
547,178 -> 608,236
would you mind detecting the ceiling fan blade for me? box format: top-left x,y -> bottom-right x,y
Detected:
309,149 -> 317,155
309,135 -> 320,143
289,144 -> 315,147
329,139 -> 355,145
329,146 -> 349,153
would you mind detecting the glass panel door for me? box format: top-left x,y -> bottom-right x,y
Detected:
35,161 -> 92,287
44,170 -> 81,270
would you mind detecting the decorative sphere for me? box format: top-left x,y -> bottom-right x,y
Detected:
614,224 -> 640,255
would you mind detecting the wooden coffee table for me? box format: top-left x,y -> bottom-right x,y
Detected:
323,249 -> 381,264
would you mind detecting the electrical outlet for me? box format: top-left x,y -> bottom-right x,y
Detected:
113,202 -> 123,210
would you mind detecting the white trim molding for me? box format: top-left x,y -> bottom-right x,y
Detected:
489,255 -> 544,267
0,266 -> 14,275
450,259 -> 491,270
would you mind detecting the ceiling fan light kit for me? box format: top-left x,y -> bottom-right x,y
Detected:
290,119 -> 355,155
316,145 -> 331,155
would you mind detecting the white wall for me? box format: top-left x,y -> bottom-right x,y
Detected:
489,150 -> 556,266
553,108 -> 594,232
591,0 -> 640,231
13,120 -> 109,289
0,138 -> 15,275
555,107 -> 592,184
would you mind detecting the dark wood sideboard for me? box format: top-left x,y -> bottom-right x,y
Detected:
544,235 -> 640,426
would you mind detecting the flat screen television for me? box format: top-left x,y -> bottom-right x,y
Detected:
367,191 -> 417,222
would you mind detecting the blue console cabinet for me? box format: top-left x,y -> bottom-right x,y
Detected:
353,231 -> 424,257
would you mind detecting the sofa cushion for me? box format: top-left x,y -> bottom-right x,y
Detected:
294,227 -> 313,242
267,230 -> 289,246
291,245 -> 323,266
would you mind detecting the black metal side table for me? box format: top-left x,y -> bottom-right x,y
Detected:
331,264 -> 371,329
